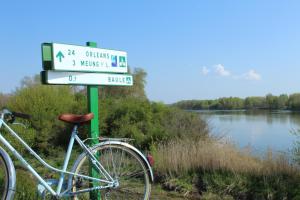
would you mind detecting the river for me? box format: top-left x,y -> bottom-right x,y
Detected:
197,110 -> 300,154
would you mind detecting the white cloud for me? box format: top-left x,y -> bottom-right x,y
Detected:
201,66 -> 210,75
214,64 -> 231,76
243,69 -> 261,81
201,64 -> 261,81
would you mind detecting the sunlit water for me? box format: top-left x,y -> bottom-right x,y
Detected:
196,110 -> 300,153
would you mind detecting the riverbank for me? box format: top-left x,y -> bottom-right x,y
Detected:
14,141 -> 300,199
151,137 -> 300,199
10,126 -> 300,199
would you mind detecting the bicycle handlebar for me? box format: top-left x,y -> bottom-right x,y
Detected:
1,108 -> 31,124
12,112 -> 31,119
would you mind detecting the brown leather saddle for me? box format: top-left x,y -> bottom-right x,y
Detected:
58,113 -> 94,125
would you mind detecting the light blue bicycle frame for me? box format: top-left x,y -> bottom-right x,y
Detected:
0,112 -> 115,197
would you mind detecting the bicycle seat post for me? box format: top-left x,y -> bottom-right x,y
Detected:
56,124 -> 78,195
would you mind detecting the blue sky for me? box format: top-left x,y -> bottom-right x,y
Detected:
0,1 -> 300,103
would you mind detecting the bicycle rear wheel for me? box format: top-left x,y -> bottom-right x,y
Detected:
71,143 -> 151,200
0,154 -> 9,200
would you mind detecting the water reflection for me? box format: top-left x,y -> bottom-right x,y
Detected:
196,110 -> 300,152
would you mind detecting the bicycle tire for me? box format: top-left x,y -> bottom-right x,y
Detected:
70,143 -> 151,200
0,153 -> 9,200
0,147 -> 16,200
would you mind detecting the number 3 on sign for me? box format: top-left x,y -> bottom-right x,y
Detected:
69,75 -> 77,82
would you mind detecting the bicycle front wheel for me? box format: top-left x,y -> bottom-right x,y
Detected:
0,154 -> 9,200
71,143 -> 151,200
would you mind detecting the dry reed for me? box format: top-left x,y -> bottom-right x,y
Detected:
152,138 -> 299,176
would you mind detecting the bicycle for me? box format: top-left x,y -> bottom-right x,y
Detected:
0,108 -> 153,199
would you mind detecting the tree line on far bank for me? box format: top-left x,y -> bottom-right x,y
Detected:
173,93 -> 300,110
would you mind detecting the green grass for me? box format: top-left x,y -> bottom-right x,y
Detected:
14,169 -> 37,200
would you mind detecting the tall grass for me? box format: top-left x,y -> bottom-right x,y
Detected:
152,138 -> 298,176
152,138 -> 300,199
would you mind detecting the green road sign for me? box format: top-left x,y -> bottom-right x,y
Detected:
42,43 -> 128,73
41,71 -> 133,86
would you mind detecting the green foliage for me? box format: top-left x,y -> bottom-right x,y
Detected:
278,94 -> 289,109
14,170 -> 36,200
101,98 -> 208,149
1,125 -> 36,154
202,171 -> 249,198
288,93 -> 300,110
244,96 -> 267,109
7,82 -> 77,152
161,106 -> 208,140
246,174 -> 300,199
214,97 -> 244,110
201,170 -> 300,200
174,97 -> 246,110
103,98 -> 154,147
266,94 -> 278,110
266,94 -> 288,110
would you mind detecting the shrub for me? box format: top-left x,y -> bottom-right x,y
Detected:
7,84 -> 77,152
101,98 -> 208,149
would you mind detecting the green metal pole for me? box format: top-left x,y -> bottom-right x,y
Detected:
87,41 -> 101,200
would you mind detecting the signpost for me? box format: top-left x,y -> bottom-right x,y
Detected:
42,43 -> 128,73
86,42 -> 100,200
41,42 -> 132,200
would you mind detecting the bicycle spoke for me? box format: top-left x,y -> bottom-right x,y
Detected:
71,144 -> 150,200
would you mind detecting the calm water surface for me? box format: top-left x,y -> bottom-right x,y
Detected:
197,110 -> 300,152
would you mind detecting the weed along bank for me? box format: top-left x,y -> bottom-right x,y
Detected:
0,41 -> 152,200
